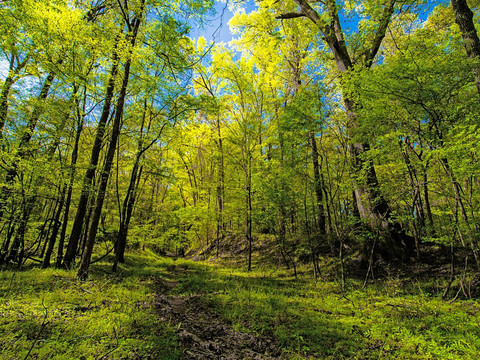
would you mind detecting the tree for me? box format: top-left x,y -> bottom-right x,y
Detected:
274,0 -> 417,259
451,0 -> 480,98
354,8 -> 480,264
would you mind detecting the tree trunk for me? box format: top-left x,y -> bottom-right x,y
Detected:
0,71 -> 56,221
441,157 -> 480,268
423,170 -> 435,233
216,115 -> 225,258
77,9 -> 143,280
115,159 -> 143,266
400,139 -> 424,260
0,54 -> 29,138
280,0 -> 414,259
56,87 -> 85,268
42,188 -> 65,268
246,166 -> 253,272
6,195 -> 36,266
309,131 -> 326,234
63,41 -> 120,268
451,0 -> 480,99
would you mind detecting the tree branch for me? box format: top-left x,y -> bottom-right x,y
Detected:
276,12 -> 307,19
363,0 -> 396,67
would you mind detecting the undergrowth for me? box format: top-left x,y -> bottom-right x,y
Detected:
171,258 -> 480,360
1,250 -> 480,359
0,250 -> 179,360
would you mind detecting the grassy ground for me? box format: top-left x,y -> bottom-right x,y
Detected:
0,251 -> 179,359
1,250 -> 480,359
171,258 -> 480,359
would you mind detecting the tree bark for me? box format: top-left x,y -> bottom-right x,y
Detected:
451,0 -> 480,99
77,8 -> 143,280
62,41 -> 120,268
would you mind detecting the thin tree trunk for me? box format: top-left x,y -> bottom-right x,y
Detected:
77,9 -> 144,279
63,41 -> 120,268
115,160 -> 143,266
309,131 -> 326,234
441,157 -> 480,268
42,188 -> 65,268
0,54 -> 29,138
423,170 -> 434,232
246,164 -> 253,272
0,72 -> 56,221
7,194 -> 36,266
400,139 -> 424,260
216,115 -> 225,258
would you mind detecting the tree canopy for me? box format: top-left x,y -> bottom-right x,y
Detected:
0,0 -> 479,282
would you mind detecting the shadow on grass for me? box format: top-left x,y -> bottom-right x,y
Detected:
0,250 -> 180,359
165,259 -> 480,359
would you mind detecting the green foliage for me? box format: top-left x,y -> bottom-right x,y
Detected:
0,252 -> 179,359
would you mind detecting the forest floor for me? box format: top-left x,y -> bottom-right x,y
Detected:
1,248 -> 480,359
154,264 -> 283,359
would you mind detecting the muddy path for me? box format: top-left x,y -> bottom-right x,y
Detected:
154,265 -> 284,360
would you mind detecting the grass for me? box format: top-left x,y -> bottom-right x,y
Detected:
171,258 -> 480,360
0,250 -> 179,360
1,250 -> 480,359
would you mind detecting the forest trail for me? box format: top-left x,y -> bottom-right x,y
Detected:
154,264 -> 283,360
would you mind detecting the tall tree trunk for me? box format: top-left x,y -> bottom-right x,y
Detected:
309,131 -> 326,234
279,0 -> 415,258
56,87 -> 85,268
451,0 -> 480,99
246,165 -> 253,272
216,115 -> 225,258
0,53 -> 29,138
63,41 -> 120,268
77,9 -> 143,280
0,71 -> 56,221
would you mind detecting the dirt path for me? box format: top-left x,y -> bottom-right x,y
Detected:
154,266 -> 283,360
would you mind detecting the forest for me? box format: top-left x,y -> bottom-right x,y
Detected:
1,0 -> 480,359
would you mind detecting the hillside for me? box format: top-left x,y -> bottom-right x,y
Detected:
1,250 -> 479,359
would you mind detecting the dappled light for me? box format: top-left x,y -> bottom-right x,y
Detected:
1,0 -> 480,359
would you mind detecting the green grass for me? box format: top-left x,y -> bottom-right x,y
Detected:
171,258 -> 480,360
0,250 -> 179,360
1,252 -> 480,359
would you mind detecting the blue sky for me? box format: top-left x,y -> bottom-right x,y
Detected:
191,0 -> 257,43
191,0 -> 450,44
